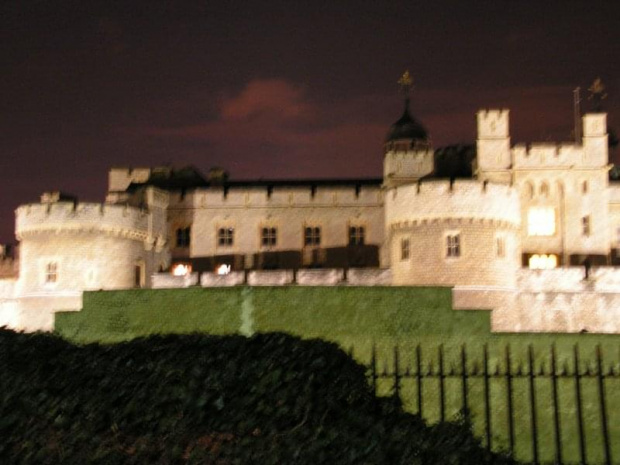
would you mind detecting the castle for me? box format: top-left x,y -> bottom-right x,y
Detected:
2,77 -> 620,334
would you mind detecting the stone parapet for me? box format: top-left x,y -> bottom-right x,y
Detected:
296,269 -> 344,285
247,270 -> 294,286
16,202 -> 150,241
152,273 -> 199,289
386,180 -> 521,227
512,143 -> 584,169
346,268 -> 392,286
517,267 -> 620,292
192,185 -> 383,209
201,271 -> 245,287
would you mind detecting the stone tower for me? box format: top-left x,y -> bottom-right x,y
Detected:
476,109 -> 512,184
383,72 -> 434,187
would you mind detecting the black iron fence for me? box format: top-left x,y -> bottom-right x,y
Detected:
362,344 -> 619,465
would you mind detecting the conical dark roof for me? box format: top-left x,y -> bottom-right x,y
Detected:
385,99 -> 428,143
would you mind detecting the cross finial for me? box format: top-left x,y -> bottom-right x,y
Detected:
397,70 -> 414,96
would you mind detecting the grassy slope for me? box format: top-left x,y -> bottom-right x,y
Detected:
55,286 -> 620,463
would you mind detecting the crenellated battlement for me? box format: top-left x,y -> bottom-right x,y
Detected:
180,185 -> 384,209
16,202 -> 151,241
512,143 -> 584,168
386,180 -> 521,226
477,109 -> 510,139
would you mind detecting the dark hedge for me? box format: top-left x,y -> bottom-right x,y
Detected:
0,329 -> 518,464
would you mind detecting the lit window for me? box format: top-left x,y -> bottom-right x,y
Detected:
176,227 -> 191,248
496,236 -> 506,258
528,254 -> 558,270
45,262 -> 58,283
216,264 -> 231,275
582,216 -> 591,236
446,234 -> 460,258
171,263 -> 192,276
349,226 -> 365,246
539,182 -> 549,197
304,227 -> 321,246
217,227 -> 234,246
261,227 -> 277,247
527,208 -> 555,236
401,238 -> 410,260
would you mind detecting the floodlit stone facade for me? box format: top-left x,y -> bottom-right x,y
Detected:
1,96 -> 619,333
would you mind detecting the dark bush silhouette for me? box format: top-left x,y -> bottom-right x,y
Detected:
0,329 -> 517,464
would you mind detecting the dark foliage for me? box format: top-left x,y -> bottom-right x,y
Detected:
0,329 -> 518,464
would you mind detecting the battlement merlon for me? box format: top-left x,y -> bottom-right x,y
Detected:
477,109 -> 510,139
108,167 -> 152,193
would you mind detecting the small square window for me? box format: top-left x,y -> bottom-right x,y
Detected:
349,226 -> 365,246
261,227 -> 277,247
218,227 -> 234,246
400,238 -> 410,260
446,234 -> 460,258
45,262 -> 58,283
304,227 -> 321,246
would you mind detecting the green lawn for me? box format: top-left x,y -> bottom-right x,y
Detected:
55,286 -> 620,463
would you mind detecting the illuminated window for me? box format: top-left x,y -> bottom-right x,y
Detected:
45,262 -> 58,283
217,227 -> 234,246
401,238 -> 410,260
176,227 -> 191,248
527,207 -> 555,236
496,236 -> 506,258
304,227 -> 321,246
261,227 -> 277,247
216,264 -> 231,275
582,216 -> 591,236
539,182 -> 549,197
171,263 -> 192,276
349,226 -> 365,245
446,234 -> 460,258
528,254 -> 558,270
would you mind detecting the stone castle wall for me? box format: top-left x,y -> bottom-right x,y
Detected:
386,180 -> 521,287
171,185 -> 385,260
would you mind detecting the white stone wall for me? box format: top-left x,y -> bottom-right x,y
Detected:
514,162 -> 610,258
247,270 -> 295,286
185,185 -> 384,258
383,148 -> 434,187
386,180 -> 521,287
296,269 -> 344,285
201,271 -> 246,287
346,268 -> 392,286
152,272 -> 199,288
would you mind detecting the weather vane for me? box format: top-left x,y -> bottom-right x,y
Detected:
397,70 -> 414,96
588,77 -> 608,112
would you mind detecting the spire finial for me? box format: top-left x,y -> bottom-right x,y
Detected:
397,70 -> 414,97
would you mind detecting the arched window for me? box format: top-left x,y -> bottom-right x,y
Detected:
582,180 -> 589,194
539,182 -> 549,197
524,181 -> 535,199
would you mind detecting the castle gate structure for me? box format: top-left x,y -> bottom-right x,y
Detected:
1,75 -> 620,333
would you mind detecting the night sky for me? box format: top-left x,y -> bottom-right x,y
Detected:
1,0 -> 619,244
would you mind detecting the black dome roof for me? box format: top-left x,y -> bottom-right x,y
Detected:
385,99 -> 428,143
